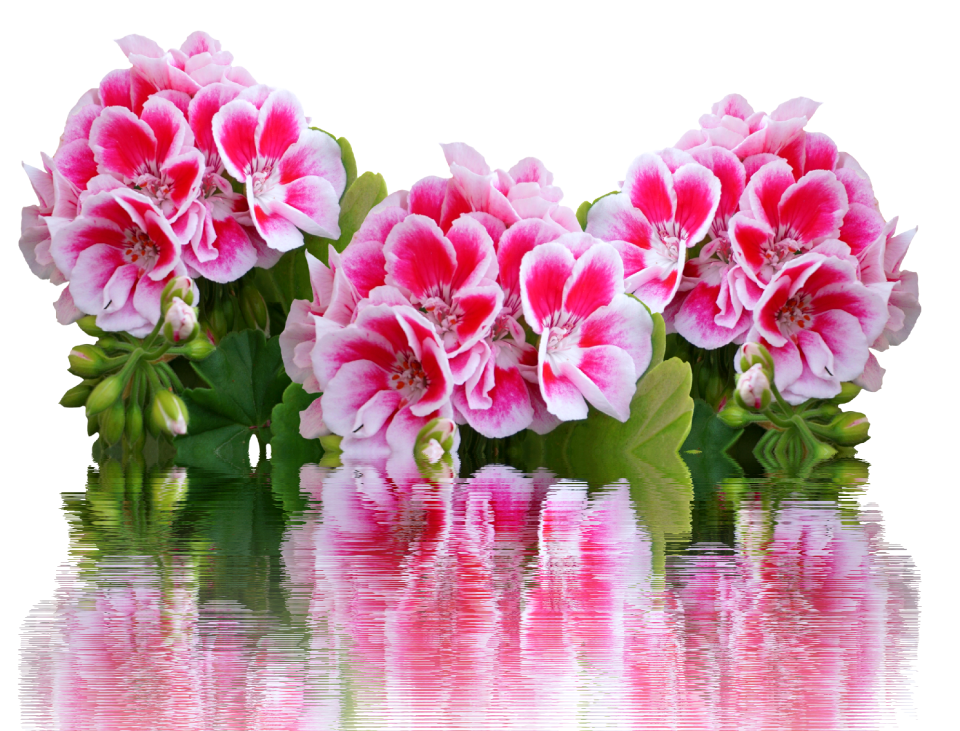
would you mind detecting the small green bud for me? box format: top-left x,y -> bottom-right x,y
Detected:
826,411 -> 870,446
239,285 -> 269,331
718,402 -> 752,429
85,374 -> 124,416
68,344 -> 110,378
829,382 -> 862,405
100,398 -> 126,446
179,334 -> 216,360
208,307 -> 229,343
96,336 -> 121,352
161,275 -> 196,309
60,383 -> 92,408
87,413 -> 100,436
76,315 -> 106,338
125,400 -> 144,445
734,364 -> 772,411
150,391 -> 189,436
704,370 -> 726,408
162,297 -> 199,344
737,342 -> 774,375
415,417 -> 457,462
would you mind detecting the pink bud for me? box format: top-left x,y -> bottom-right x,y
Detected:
736,364 -> 772,411
163,298 -> 198,344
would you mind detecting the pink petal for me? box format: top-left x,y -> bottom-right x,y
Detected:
673,279 -> 751,349
576,294 -> 653,376
728,213 -> 776,285
803,132 -> 838,173
386,404 -> 452,453
561,241 -> 623,321
446,215 -> 496,291
839,203 -> 885,256
250,195 -> 304,252
99,69 -> 132,109
88,106 -> 157,179
278,129 -> 346,198
255,90 -> 305,162
769,97 -> 821,122
274,176 -> 341,238
299,398 -> 330,439
183,214 -> 257,283
140,97 -> 191,164
853,351 -> 885,392
52,139 -> 97,189
160,150 -> 205,216
312,323 -> 398,389
212,99 -> 260,179
408,336 -> 454,417
562,344 -> 638,422
509,157 -> 553,186
778,170 -> 848,245
624,253 -> 684,314
383,215 -> 457,300
321,360 -> 394,437
622,153 -> 675,229
711,94 -> 754,119
441,142 -> 490,175
451,285 -> 502,354
116,34 -> 164,59
739,159 -> 795,229
672,163 -> 721,245
497,218 -> 566,299
408,176 -> 448,224
54,285 -> 82,325
585,193 -> 657,250
689,147 -> 746,226
188,83 -> 241,162
519,242 -> 575,333
453,364 -> 534,438
538,344 -> 588,421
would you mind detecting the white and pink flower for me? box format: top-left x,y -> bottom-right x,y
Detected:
586,150 -> 720,312
520,233 -> 653,421
742,248 -> 889,403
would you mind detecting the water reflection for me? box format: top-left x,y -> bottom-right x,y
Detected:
21,455 -> 917,729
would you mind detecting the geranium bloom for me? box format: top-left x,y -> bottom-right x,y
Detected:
50,189 -> 186,336
743,247 -> 889,403
311,301 -> 455,452
20,155 -> 76,284
213,87 -> 346,252
586,150 -> 720,313
729,159 -> 848,287
405,143 -> 580,235
520,233 -> 653,421
669,147 -> 755,347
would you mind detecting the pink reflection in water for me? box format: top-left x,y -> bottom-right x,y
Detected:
22,466 -> 916,730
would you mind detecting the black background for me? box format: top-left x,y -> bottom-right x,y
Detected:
20,24 -> 924,728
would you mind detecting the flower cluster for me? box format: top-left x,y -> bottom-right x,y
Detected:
586,94 -> 920,404
281,144 -> 655,452
21,31 -> 346,337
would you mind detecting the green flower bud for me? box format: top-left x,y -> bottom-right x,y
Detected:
738,342 -> 774,375
99,398 -> 126,446
125,400 -> 144,445
87,413 -> 100,436
704,370 -> 726,408
829,382 -> 862,405
208,307 -> 229,343
734,364 -> 772,411
150,391 -> 189,436
86,374 -> 124,416
162,297 -> 199,344
415,417 -> 457,462
60,383 -> 92,408
180,334 -> 216,360
718,402 -> 752,429
96,336 -> 121,352
161,275 -> 196,309
826,411 -> 870,446
239,285 -> 269,331
68,344 -> 110,378
76,315 -> 106,338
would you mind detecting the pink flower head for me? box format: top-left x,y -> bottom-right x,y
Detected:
88,96 -> 205,222
20,155 -> 78,284
405,143 -> 580,236
50,189 -> 186,336
212,88 -> 346,252
311,301 -> 455,453
383,214 -> 503,371
730,159 -> 849,287
586,150 -> 721,313
116,32 -> 255,114
520,232 -> 653,421
744,249 -> 889,403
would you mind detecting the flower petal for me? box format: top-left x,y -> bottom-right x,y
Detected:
519,241 -> 575,333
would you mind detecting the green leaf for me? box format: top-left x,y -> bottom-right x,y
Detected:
270,383 -> 323,465
305,171 -> 388,264
682,398 -> 743,454
174,330 -> 290,473
253,247 -> 312,315
337,137 -> 357,194
575,190 -> 619,230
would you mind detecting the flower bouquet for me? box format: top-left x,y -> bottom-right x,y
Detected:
21,32 -> 920,473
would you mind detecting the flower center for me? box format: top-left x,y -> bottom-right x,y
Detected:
658,233 -> 682,260
776,291 -> 813,336
546,325 -> 577,353
390,352 -> 429,402
251,164 -> 276,196
122,226 -> 160,270
134,173 -> 173,203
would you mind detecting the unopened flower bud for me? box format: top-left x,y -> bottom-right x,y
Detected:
99,398 -> 126,446
86,374 -> 124,416
162,297 -> 199,344
738,341 -> 774,375
718,401 -> 752,429
208,307 -> 230,343
415,417 -> 457,461
826,411 -> 870,446
68,344 -> 110,378
60,383 -> 92,408
125,400 -> 144,445
96,336 -> 120,352
76,315 -> 106,338
240,285 -> 269,332
87,413 -> 100,436
161,275 -> 196,309
180,334 -> 216,360
829,382 -> 862,405
735,364 -> 772,411
150,391 -> 189,436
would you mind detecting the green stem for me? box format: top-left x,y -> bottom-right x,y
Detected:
760,408 -> 793,430
155,361 -> 183,392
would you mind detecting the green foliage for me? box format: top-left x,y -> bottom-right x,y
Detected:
305,171 -> 388,265
174,331 -> 290,473
270,383 -> 323,465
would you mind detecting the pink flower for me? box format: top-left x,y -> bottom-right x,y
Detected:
743,248 -> 889,403
729,159 -> 849,287
20,155 -> 77,284
586,150 -> 721,313
212,88 -> 346,252
88,96 -> 205,222
311,301 -> 455,453
520,232 -> 653,421
437,141 -> 580,231
50,189 -> 186,336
